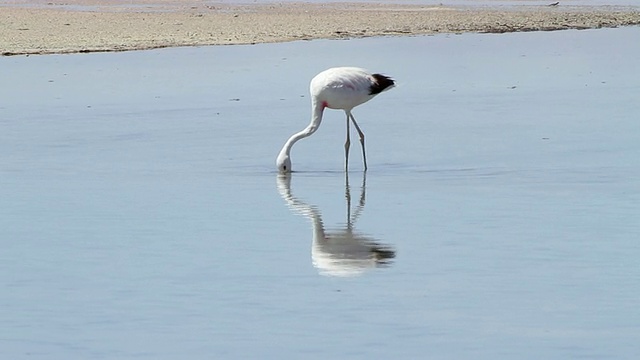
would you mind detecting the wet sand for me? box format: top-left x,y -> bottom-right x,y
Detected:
2,0 -> 640,55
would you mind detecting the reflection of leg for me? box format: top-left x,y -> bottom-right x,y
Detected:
344,111 -> 351,172
349,113 -> 367,171
350,172 -> 367,224
360,171 -> 367,208
345,171 -> 351,226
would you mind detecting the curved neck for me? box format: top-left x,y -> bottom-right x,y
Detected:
279,102 -> 325,157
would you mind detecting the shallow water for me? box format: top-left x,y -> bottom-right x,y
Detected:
1,27 -> 639,359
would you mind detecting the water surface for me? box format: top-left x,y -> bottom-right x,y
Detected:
1,27 -> 639,359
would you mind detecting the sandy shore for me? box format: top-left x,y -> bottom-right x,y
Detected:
2,1 -> 640,56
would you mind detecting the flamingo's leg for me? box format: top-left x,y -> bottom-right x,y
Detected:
344,111 -> 351,172
349,112 -> 367,171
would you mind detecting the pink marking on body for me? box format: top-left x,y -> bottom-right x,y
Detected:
321,101 -> 329,108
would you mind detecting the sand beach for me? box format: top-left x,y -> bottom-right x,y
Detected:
2,0 -> 640,55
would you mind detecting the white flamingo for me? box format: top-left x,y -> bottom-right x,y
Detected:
276,67 -> 395,173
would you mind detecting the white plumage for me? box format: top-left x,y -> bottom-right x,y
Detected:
276,67 -> 395,173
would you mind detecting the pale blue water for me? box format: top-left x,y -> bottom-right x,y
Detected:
1,27 -> 639,359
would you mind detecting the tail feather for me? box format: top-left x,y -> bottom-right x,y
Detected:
369,74 -> 395,95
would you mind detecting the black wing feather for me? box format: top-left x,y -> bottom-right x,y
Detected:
369,74 -> 395,95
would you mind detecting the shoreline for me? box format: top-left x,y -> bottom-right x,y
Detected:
2,2 -> 640,56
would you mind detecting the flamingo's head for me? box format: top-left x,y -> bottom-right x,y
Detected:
276,153 -> 292,174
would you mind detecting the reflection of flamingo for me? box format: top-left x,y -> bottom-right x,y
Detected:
276,173 -> 395,277
276,67 -> 395,173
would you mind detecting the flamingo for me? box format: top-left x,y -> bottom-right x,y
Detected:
276,67 -> 395,173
